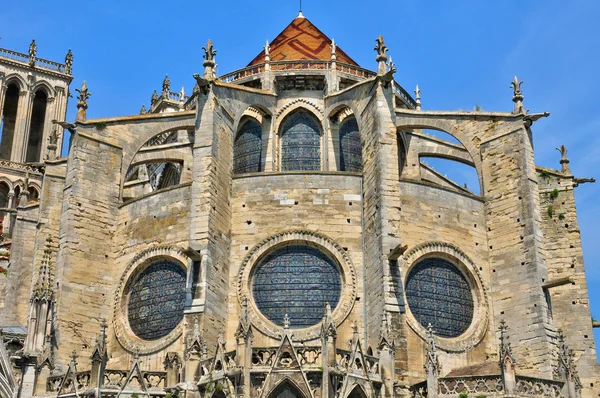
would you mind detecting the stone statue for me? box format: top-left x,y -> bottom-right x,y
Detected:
65,49 -> 73,75
162,75 -> 171,96
28,39 -> 37,67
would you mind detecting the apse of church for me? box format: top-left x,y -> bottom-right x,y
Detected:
0,11 -> 598,398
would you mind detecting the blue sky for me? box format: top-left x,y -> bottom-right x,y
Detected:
2,1 -> 599,356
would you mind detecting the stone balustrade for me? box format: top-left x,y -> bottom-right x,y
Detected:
0,47 -> 69,75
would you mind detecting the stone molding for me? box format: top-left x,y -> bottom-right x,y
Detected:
237,230 -> 357,341
113,245 -> 191,354
275,98 -> 324,122
402,241 -> 490,352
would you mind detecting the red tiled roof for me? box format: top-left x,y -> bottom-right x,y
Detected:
248,15 -> 359,67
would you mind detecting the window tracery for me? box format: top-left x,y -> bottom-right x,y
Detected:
280,112 -> 321,171
234,120 -> 263,174
339,117 -> 361,172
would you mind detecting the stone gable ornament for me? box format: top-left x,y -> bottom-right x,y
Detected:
75,81 -> 91,122
556,145 -> 571,174
511,76 -> 525,114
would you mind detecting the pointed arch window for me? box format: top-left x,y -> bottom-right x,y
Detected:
269,382 -> 306,398
280,111 -> 321,171
26,90 -> 48,163
0,84 -> 20,160
339,117 -> 361,172
233,120 -> 263,174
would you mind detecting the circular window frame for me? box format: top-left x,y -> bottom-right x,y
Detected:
238,230 -> 357,341
114,246 -> 190,354
402,242 -> 489,352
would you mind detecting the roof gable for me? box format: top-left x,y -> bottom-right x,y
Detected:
248,16 -> 359,66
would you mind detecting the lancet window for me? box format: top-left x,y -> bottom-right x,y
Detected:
339,117 -> 361,172
233,119 -> 263,174
280,111 -> 321,171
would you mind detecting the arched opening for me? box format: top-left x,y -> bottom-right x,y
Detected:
0,183 -> 9,208
347,385 -> 368,398
268,381 -> 306,398
280,110 -> 321,171
339,117 -> 361,172
27,186 -> 39,202
397,133 -> 407,178
0,84 -> 20,160
233,118 -> 263,174
420,157 -> 480,195
212,390 -> 226,398
26,90 -> 48,163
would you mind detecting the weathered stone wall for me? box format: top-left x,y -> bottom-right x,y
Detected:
228,173 -> 363,348
538,169 -> 600,397
52,128 -> 121,368
2,204 -> 38,325
397,181 -> 491,382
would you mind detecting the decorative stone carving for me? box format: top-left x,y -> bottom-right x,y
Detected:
499,320 -> 516,394
162,74 -> 171,96
374,35 -> 388,61
511,76 -> 524,114
556,145 -> 570,174
64,49 -> 73,75
151,89 -> 158,105
414,84 -> 422,111
28,39 -> 37,67
556,330 -> 582,398
75,80 -> 91,122
139,104 -> 147,115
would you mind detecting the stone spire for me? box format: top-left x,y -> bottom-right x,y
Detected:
511,76 -> 525,114
374,35 -> 389,75
75,81 -> 91,122
202,39 -> 217,79
139,104 -> 147,115
415,84 -> 422,110
28,39 -> 37,67
64,49 -> 73,75
235,296 -> 252,342
378,311 -> 393,350
321,302 -> 336,338
150,90 -> 158,106
556,145 -> 571,174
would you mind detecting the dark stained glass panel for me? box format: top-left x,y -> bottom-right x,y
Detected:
405,258 -> 474,338
281,112 -> 321,171
234,120 -> 263,174
339,118 -> 362,172
128,259 -> 186,340
252,245 -> 341,328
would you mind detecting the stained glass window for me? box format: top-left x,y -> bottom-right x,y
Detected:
252,245 -> 341,328
127,259 -> 186,340
234,120 -> 263,174
339,118 -> 362,172
281,112 -> 321,171
405,257 -> 474,338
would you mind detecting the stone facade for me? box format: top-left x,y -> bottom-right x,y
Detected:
0,13 -> 598,398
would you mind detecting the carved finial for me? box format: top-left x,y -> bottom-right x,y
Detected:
499,319 -> 516,367
180,86 -> 185,102
203,39 -> 217,63
265,40 -> 270,58
375,35 -> 388,60
556,330 -> 582,391
352,321 -> 359,337
556,145 -> 571,174
64,49 -> 73,75
75,81 -> 91,122
133,346 -> 140,361
236,296 -> 252,342
70,350 -> 78,367
388,56 -> 395,71
49,128 -> 58,145
140,104 -> 147,115
321,302 -> 336,338
511,76 -> 525,114
29,39 -> 37,67
151,90 -> 158,106
162,74 -> 171,96
202,40 -> 217,79
414,84 -> 422,110
379,312 -> 393,349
